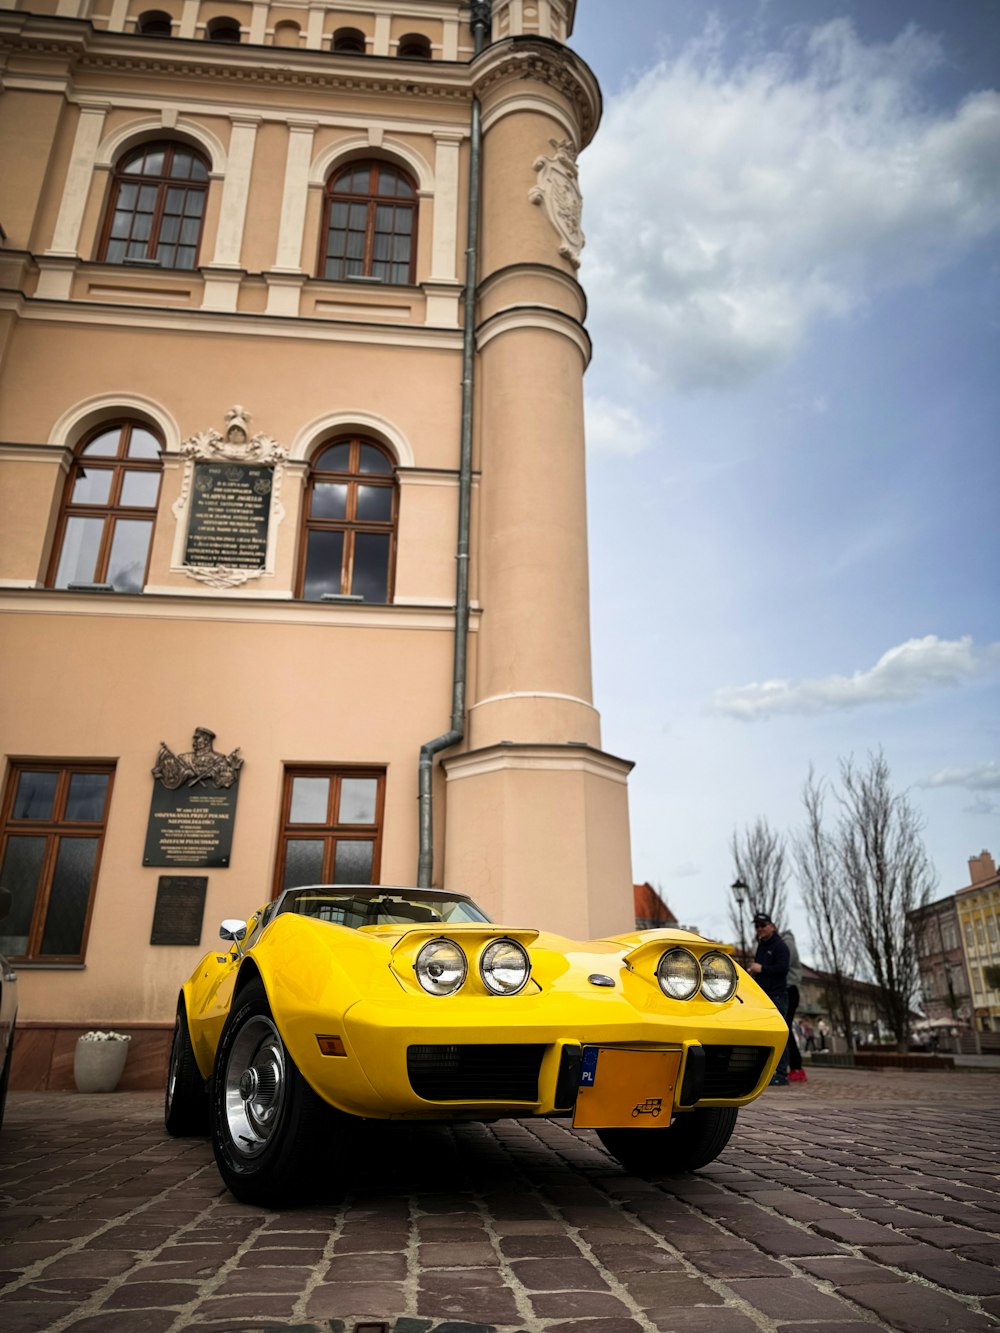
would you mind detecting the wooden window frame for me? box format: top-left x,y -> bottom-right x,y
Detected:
318,160 -> 418,285
46,420 -> 163,592
97,141 -> 209,270
273,766 -> 387,900
297,435 -> 398,603
0,761 -> 115,964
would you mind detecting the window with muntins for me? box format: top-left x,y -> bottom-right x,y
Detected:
0,763 -> 115,963
320,161 -> 416,284
275,768 -> 385,895
48,421 -> 163,593
299,437 -> 397,603
99,142 -> 209,270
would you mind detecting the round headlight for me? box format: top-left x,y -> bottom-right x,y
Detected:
656,948 -> 701,1000
480,938 -> 530,995
700,950 -> 738,1002
415,939 -> 467,996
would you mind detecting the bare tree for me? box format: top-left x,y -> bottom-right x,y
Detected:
729,817 -> 789,958
834,751 -> 935,1051
793,768 -> 859,1049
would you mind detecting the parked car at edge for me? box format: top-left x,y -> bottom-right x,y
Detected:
166,885 -> 788,1206
0,887 -> 19,1131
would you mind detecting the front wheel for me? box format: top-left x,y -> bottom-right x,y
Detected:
210,978 -> 338,1207
597,1106 -> 739,1175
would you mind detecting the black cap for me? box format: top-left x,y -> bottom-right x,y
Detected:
752,912 -> 772,927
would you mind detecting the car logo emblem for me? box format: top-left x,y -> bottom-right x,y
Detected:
631,1098 -> 663,1118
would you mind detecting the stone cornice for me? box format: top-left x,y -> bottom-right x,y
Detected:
470,36 -> 601,148
0,14 -> 478,104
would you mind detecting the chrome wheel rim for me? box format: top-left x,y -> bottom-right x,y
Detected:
224,1014 -> 285,1158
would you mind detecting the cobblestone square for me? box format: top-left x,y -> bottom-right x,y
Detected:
1,1067 -> 998,1332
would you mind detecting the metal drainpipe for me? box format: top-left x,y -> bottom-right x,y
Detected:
416,1 -> 491,887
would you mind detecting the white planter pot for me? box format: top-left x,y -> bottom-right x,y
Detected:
74,1037 -> 130,1093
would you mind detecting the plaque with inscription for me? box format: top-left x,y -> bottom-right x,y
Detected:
150,876 -> 208,946
184,461 -> 272,569
144,778 -> 239,867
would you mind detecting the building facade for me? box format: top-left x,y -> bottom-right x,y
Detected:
956,851 -> 1000,1036
0,0 -> 636,1086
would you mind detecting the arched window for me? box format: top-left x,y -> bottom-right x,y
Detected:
299,437 -> 397,604
137,10 -> 173,36
320,161 -> 417,284
48,421 -> 163,593
205,16 -> 241,42
332,26 -> 366,54
273,20 -> 300,46
98,141 -> 209,270
397,32 -> 431,59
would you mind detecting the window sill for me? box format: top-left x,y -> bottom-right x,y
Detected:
8,961 -> 86,970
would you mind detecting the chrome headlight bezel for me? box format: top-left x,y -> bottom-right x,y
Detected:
414,938 -> 467,996
699,949 -> 738,1002
479,938 -> 531,996
656,947 -> 702,1000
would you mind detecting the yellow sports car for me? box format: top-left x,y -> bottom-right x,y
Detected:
165,886 -> 788,1206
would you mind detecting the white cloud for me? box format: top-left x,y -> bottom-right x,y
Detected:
709,635 -> 1000,721
963,797 -> 999,817
580,19 -> 1000,390
584,393 -> 656,456
921,762 -> 1000,792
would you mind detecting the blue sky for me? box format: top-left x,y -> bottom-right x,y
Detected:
569,1 -> 1000,952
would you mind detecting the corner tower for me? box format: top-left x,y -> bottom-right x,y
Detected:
442,0 -> 635,936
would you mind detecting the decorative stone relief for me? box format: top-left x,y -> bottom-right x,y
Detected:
172,406 -> 288,588
529,138 -> 584,268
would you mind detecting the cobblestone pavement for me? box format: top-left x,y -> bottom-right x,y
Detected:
1,1068 -> 999,1333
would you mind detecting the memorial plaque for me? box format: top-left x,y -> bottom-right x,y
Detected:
144,779 -> 239,867
145,727 -> 244,868
150,876 -> 208,946
184,462 -> 272,569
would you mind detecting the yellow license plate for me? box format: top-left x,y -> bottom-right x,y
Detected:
573,1046 -> 682,1129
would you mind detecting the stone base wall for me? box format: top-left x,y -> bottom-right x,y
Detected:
10,1022 -> 172,1092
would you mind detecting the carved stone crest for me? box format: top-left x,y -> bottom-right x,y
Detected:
529,138 -> 584,268
181,405 -> 287,466
152,726 -> 244,790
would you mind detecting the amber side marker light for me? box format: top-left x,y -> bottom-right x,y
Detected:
316,1035 -> 347,1056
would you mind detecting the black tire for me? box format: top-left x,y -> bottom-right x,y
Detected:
598,1106 -> 739,1175
164,999 -> 208,1137
210,978 -> 337,1207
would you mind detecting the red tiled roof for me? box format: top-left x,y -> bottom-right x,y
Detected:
633,882 -> 678,927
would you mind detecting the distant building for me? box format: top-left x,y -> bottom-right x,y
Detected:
909,850 -> 1000,1048
633,882 -> 678,931
956,852 -> 1000,1035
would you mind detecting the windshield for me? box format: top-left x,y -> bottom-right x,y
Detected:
275,887 -> 493,929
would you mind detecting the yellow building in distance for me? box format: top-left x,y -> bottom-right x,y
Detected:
956,852 -> 1000,1036
0,0 -> 636,1087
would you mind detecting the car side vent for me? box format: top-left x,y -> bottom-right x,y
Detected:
407,1043 -> 545,1102
700,1045 -> 771,1098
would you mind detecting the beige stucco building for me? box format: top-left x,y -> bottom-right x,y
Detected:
0,0 -> 636,1087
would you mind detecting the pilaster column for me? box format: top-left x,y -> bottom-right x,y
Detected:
178,0 -> 198,39
210,115 -> 260,268
272,120 -> 317,272
430,130 -> 462,282
47,101 -> 109,256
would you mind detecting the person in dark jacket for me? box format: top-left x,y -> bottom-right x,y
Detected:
749,912 -> 790,1085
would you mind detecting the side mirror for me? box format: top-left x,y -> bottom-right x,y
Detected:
220,918 -> 247,958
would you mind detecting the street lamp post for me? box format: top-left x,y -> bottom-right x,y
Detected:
731,878 -> 749,966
